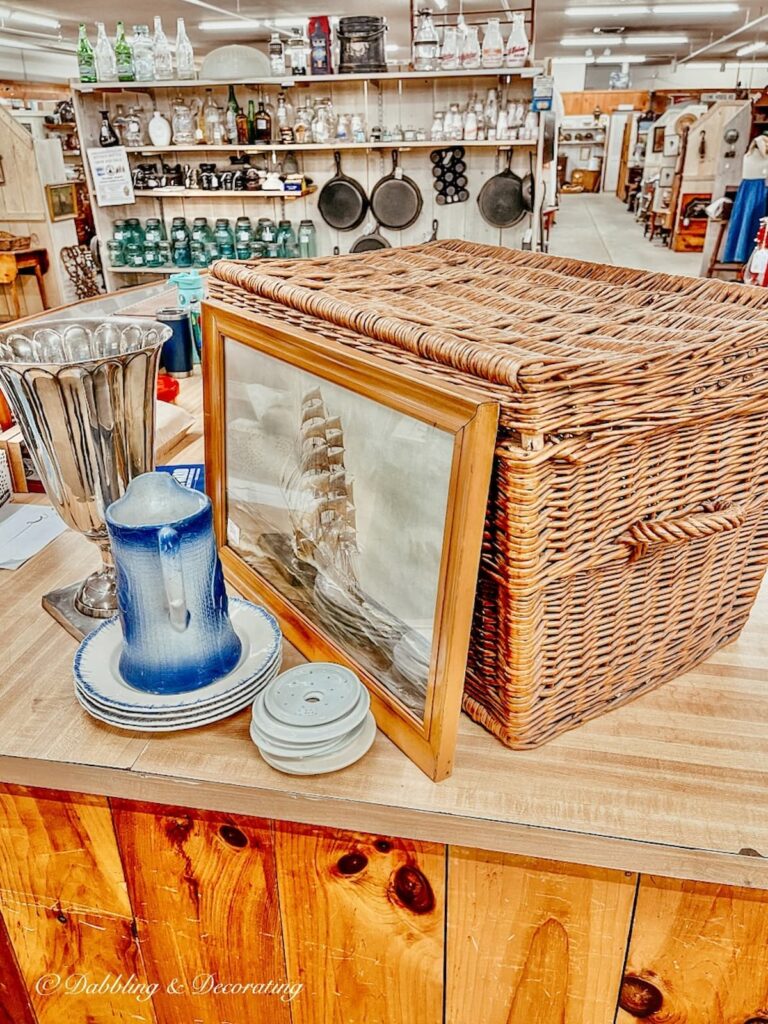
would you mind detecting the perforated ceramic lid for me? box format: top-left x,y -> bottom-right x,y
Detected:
252,684 -> 370,744
264,663 -> 362,727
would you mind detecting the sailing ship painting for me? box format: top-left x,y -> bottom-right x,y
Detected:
224,340 -> 456,719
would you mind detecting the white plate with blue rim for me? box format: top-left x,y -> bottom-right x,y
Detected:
73,598 -> 281,714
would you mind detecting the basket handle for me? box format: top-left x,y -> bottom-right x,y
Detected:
620,499 -> 747,562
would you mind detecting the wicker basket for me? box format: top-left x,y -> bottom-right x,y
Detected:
0,231 -> 31,251
209,241 -> 768,748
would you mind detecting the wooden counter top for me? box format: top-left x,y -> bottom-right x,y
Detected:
2,378 -> 767,891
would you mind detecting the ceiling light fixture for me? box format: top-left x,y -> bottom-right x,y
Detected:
736,40 -> 767,56
552,55 -> 596,63
0,32 -> 71,51
198,18 -> 262,31
6,10 -> 60,29
652,2 -> 737,10
183,0 -> 259,21
565,5 -> 650,14
386,43 -> 400,51
625,33 -> 688,43
595,53 -> 646,62
561,35 -> 623,45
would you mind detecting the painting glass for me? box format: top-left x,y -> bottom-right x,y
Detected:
224,338 -> 455,721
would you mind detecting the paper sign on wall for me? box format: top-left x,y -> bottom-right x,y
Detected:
86,146 -> 134,207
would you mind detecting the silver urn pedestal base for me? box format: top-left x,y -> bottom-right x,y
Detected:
43,582 -> 112,641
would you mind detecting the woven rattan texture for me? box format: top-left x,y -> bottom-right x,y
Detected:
209,241 -> 768,748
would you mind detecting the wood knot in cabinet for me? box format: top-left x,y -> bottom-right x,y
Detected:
389,865 -> 435,915
619,975 -> 663,1018
219,824 -> 248,848
336,852 -> 368,875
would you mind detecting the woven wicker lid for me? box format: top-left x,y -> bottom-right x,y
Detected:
209,240 -> 768,442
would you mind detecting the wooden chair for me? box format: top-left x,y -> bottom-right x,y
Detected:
0,253 -> 21,321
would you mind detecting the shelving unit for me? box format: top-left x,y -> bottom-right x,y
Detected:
71,68 -> 547,291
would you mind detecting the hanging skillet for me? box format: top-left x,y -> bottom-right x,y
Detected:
350,221 -> 391,252
477,149 -> 525,228
522,152 -> 535,214
370,150 -> 423,230
318,151 -> 368,231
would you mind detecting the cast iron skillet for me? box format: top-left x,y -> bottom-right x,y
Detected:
318,151 -> 368,231
370,150 -> 423,230
522,152 -> 535,214
350,222 -> 391,252
477,149 -> 525,228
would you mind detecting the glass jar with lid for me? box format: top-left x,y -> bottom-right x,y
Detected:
191,217 -> 212,245
170,216 -> 190,243
214,218 -> 235,258
293,105 -> 313,144
158,240 -> 172,266
298,220 -> 317,259
144,218 -> 166,245
172,239 -> 192,267
143,241 -> 163,267
126,217 -> 144,245
171,95 -> 197,145
106,239 -> 126,266
256,217 -> 278,244
124,241 -> 145,268
112,219 -> 129,245
276,220 -> 297,257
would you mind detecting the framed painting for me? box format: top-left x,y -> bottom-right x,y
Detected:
653,125 -> 665,153
45,182 -> 78,221
203,301 -> 499,781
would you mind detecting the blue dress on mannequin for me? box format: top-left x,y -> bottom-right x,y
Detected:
723,136 -> 768,264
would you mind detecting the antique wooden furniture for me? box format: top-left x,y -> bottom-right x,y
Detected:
2,373 -> 768,1023
11,248 -> 49,310
0,253 -> 21,321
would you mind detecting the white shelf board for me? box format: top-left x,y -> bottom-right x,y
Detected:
125,140 -> 536,155
132,189 -> 311,199
72,67 -> 543,92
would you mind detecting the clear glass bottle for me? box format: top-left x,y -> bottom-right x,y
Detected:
461,25 -> 481,68
132,25 -> 153,81
439,26 -> 459,70
171,96 -> 196,145
430,110 -> 445,141
298,219 -> 317,258
115,22 -> 134,81
446,102 -> 462,141
175,17 -> 195,79
269,32 -> 286,76
276,92 -> 294,143
413,9 -> 440,71
98,109 -> 120,147
123,106 -> 146,147
203,90 -> 226,145
77,24 -> 96,84
287,27 -> 308,75
481,18 -> 504,69
294,105 -> 312,144
153,16 -> 174,81
463,107 -> 477,142
505,12 -> 529,68
94,22 -> 117,82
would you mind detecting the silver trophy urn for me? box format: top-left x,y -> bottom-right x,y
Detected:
0,318 -> 170,638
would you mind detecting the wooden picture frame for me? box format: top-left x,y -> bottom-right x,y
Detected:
203,301 -> 499,781
653,125 -> 665,153
45,182 -> 77,221
0,156 -> 5,186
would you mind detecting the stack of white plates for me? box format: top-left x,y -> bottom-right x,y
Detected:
73,598 -> 281,732
250,663 -> 376,775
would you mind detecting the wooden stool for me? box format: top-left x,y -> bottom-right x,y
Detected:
0,254 -> 21,321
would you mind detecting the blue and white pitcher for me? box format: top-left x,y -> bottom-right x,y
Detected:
106,473 -> 242,694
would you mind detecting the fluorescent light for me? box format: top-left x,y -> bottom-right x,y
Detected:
7,10 -> 60,29
561,35 -> 623,45
625,33 -> 688,43
566,6 -> 650,14
552,55 -> 596,63
0,7 -> 10,18
385,44 -> 400,52
198,18 -> 262,30
596,53 -> 646,62
736,40 -> 766,56
652,2 -> 737,10
270,18 -> 306,27
0,32 -> 71,50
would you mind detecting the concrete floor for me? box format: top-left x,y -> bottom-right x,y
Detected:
548,193 -> 703,276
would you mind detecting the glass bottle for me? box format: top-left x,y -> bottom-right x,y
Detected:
115,21 -> 134,81
171,95 -> 196,145
287,27 -> 308,75
254,97 -> 271,143
236,106 -> 248,145
148,110 -> 172,146
505,12 -> 529,68
203,90 -> 225,145
98,109 -> 120,147
277,220 -> 297,257
172,240 -> 192,267
94,22 -> 117,82
175,17 -> 195,79
430,110 -> 445,142
226,85 -> 239,143
126,218 -> 144,245
298,220 -> 317,259
293,105 -> 312,144
132,25 -> 154,81
413,9 -> 439,71
123,106 -> 146,147
276,92 -> 294,143
247,99 -> 256,144
463,107 -> 477,142
106,239 -> 125,266
235,216 -> 253,258
482,18 -> 504,69
153,16 -> 174,81
125,241 -> 145,268
214,218 -> 235,258
144,218 -> 165,244
269,32 -> 286,77
191,217 -> 211,245
461,25 -> 481,68
77,24 -> 96,84
256,217 -> 278,244
440,26 -> 459,70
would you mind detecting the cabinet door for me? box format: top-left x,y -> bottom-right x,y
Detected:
618,875 -> 768,1023
275,822 -> 445,1024
447,848 -> 637,1024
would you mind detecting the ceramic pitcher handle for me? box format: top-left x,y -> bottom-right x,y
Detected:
158,526 -> 189,633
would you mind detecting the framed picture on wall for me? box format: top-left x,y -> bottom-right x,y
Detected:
45,182 -> 78,221
653,126 -> 665,153
0,156 -> 5,186
202,302 -> 499,781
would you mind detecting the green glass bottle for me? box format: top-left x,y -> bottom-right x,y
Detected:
114,21 -> 135,82
226,85 -> 239,143
77,23 -> 97,83
247,99 -> 256,144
